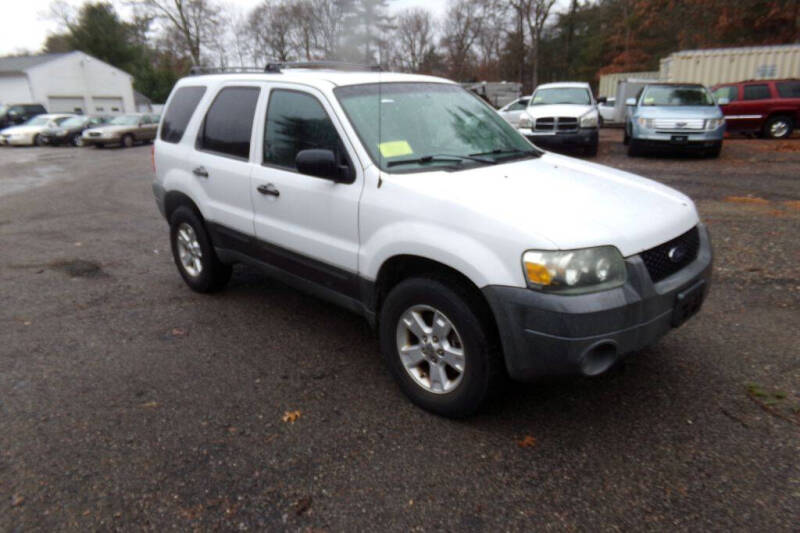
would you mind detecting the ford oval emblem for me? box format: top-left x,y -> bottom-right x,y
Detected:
668,245 -> 686,263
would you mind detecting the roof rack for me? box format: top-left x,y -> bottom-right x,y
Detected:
265,60 -> 382,73
189,61 -> 382,76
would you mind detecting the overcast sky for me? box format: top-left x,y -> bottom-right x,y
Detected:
0,0 -> 450,56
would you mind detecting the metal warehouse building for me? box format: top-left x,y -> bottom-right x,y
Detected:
0,51 -> 135,114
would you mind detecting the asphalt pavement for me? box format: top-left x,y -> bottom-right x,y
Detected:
1,131 -> 798,531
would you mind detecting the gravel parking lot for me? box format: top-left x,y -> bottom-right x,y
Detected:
1,130 -> 798,531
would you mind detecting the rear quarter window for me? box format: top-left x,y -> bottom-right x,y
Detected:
743,84 -> 771,100
197,86 -> 260,159
160,86 -> 206,143
776,81 -> 800,99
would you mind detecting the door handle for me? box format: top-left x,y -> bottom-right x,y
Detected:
193,166 -> 208,178
257,183 -> 280,197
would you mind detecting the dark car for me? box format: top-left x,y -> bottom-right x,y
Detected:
711,79 -> 800,139
0,103 -> 47,129
40,115 -> 111,147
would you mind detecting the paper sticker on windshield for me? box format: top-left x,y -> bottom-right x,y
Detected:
643,97 -> 655,104
379,140 -> 413,158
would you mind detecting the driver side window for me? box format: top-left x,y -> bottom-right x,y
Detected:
263,89 -> 345,171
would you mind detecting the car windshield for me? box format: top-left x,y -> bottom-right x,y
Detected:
60,117 -> 87,128
335,83 -> 538,172
530,88 -> 591,106
109,115 -> 140,125
25,116 -> 50,126
641,85 -> 714,106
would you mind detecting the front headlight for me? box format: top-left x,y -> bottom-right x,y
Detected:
636,117 -> 653,129
518,114 -> 532,129
580,111 -> 598,128
523,246 -> 627,294
706,118 -> 725,130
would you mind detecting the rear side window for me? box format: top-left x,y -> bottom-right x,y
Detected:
776,81 -> 800,98
743,84 -> 771,100
160,86 -> 206,143
263,90 -> 342,170
198,87 -> 260,159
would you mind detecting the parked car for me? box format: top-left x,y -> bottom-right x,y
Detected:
711,79 -> 800,139
516,82 -> 600,156
497,96 -> 530,127
153,66 -> 711,417
624,83 -> 725,157
598,97 -> 617,126
82,113 -> 159,148
0,113 -> 74,146
0,103 -> 47,129
40,115 -> 111,146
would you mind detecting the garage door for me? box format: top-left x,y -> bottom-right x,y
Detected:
48,96 -> 86,114
91,97 -> 124,114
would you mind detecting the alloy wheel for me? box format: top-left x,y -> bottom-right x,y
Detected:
176,223 -> 203,277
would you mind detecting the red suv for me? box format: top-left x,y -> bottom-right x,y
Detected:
711,79 -> 800,139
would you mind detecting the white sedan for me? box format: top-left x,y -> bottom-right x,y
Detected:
0,114 -> 74,146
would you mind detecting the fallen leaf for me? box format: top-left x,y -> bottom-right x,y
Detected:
516,435 -> 537,448
171,328 -> 187,337
141,401 -> 159,408
294,496 -> 312,516
282,410 -> 302,423
11,494 -> 24,507
724,196 -> 769,205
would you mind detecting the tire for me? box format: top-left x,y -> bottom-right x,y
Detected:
627,138 -> 642,157
379,276 -> 500,418
169,206 -> 232,293
763,115 -> 793,139
33,134 -> 44,147
584,141 -> 598,157
122,134 -> 134,148
72,135 -> 84,147
706,142 -> 722,158
95,143 -> 105,149
623,125 -> 631,146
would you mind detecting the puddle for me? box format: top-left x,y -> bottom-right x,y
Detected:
49,259 -> 107,278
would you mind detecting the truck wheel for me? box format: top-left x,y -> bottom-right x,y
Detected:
623,126 -> 631,146
122,134 -> 134,148
706,142 -> 722,158
379,277 -> 500,418
169,206 -> 232,293
763,116 -> 793,139
627,138 -> 642,157
585,141 -> 599,157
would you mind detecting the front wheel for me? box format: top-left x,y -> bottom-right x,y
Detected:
121,134 -> 134,148
763,115 -> 793,139
379,277 -> 499,417
627,138 -> 642,157
72,135 -> 85,147
33,134 -> 45,147
169,206 -> 232,293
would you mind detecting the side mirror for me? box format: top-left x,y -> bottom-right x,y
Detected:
296,149 -> 351,182
716,97 -> 729,106
597,96 -> 607,104
625,98 -> 637,106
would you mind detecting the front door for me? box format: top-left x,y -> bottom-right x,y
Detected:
249,85 -> 363,294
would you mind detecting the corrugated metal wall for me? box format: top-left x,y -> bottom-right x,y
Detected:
597,71 -> 659,97
660,45 -> 800,86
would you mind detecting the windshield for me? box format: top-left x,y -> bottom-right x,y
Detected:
109,115 -> 140,126
641,85 -> 714,106
60,117 -> 87,128
25,116 -> 50,126
335,83 -> 538,172
530,88 -> 591,106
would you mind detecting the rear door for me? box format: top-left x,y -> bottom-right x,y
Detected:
737,83 -> 773,132
190,83 -> 262,237
249,85 -> 362,292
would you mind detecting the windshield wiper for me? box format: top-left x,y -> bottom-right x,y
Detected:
470,148 -> 542,159
386,153 -> 496,168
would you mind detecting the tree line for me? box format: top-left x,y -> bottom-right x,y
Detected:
43,0 -> 800,103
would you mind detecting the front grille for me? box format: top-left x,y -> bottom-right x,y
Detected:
640,226 -> 700,283
557,117 -> 578,131
652,118 -> 704,130
534,117 -> 578,132
534,117 -> 554,131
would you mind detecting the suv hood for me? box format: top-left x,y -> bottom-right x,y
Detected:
635,106 -> 722,119
389,153 -> 698,257
526,104 -> 593,119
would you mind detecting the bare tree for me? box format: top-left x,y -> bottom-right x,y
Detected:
135,0 -> 222,65
395,8 -> 436,72
509,0 -> 556,89
474,0 -> 508,77
440,0 -> 482,80
246,1 -> 296,63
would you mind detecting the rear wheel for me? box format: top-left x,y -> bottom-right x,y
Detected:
169,206 -> 232,293
72,135 -> 84,147
33,134 -> 44,147
379,277 -> 500,418
763,115 -> 793,139
121,134 -> 134,148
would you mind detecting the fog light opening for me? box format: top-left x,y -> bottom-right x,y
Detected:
580,341 -> 619,376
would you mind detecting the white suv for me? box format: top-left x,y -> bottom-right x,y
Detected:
153,64 -> 712,417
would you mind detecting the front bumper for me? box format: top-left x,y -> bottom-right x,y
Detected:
0,135 -> 32,146
483,223 -> 712,381
632,123 -> 725,148
519,128 -> 598,151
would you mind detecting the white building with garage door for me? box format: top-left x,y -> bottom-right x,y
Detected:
0,51 -> 135,115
